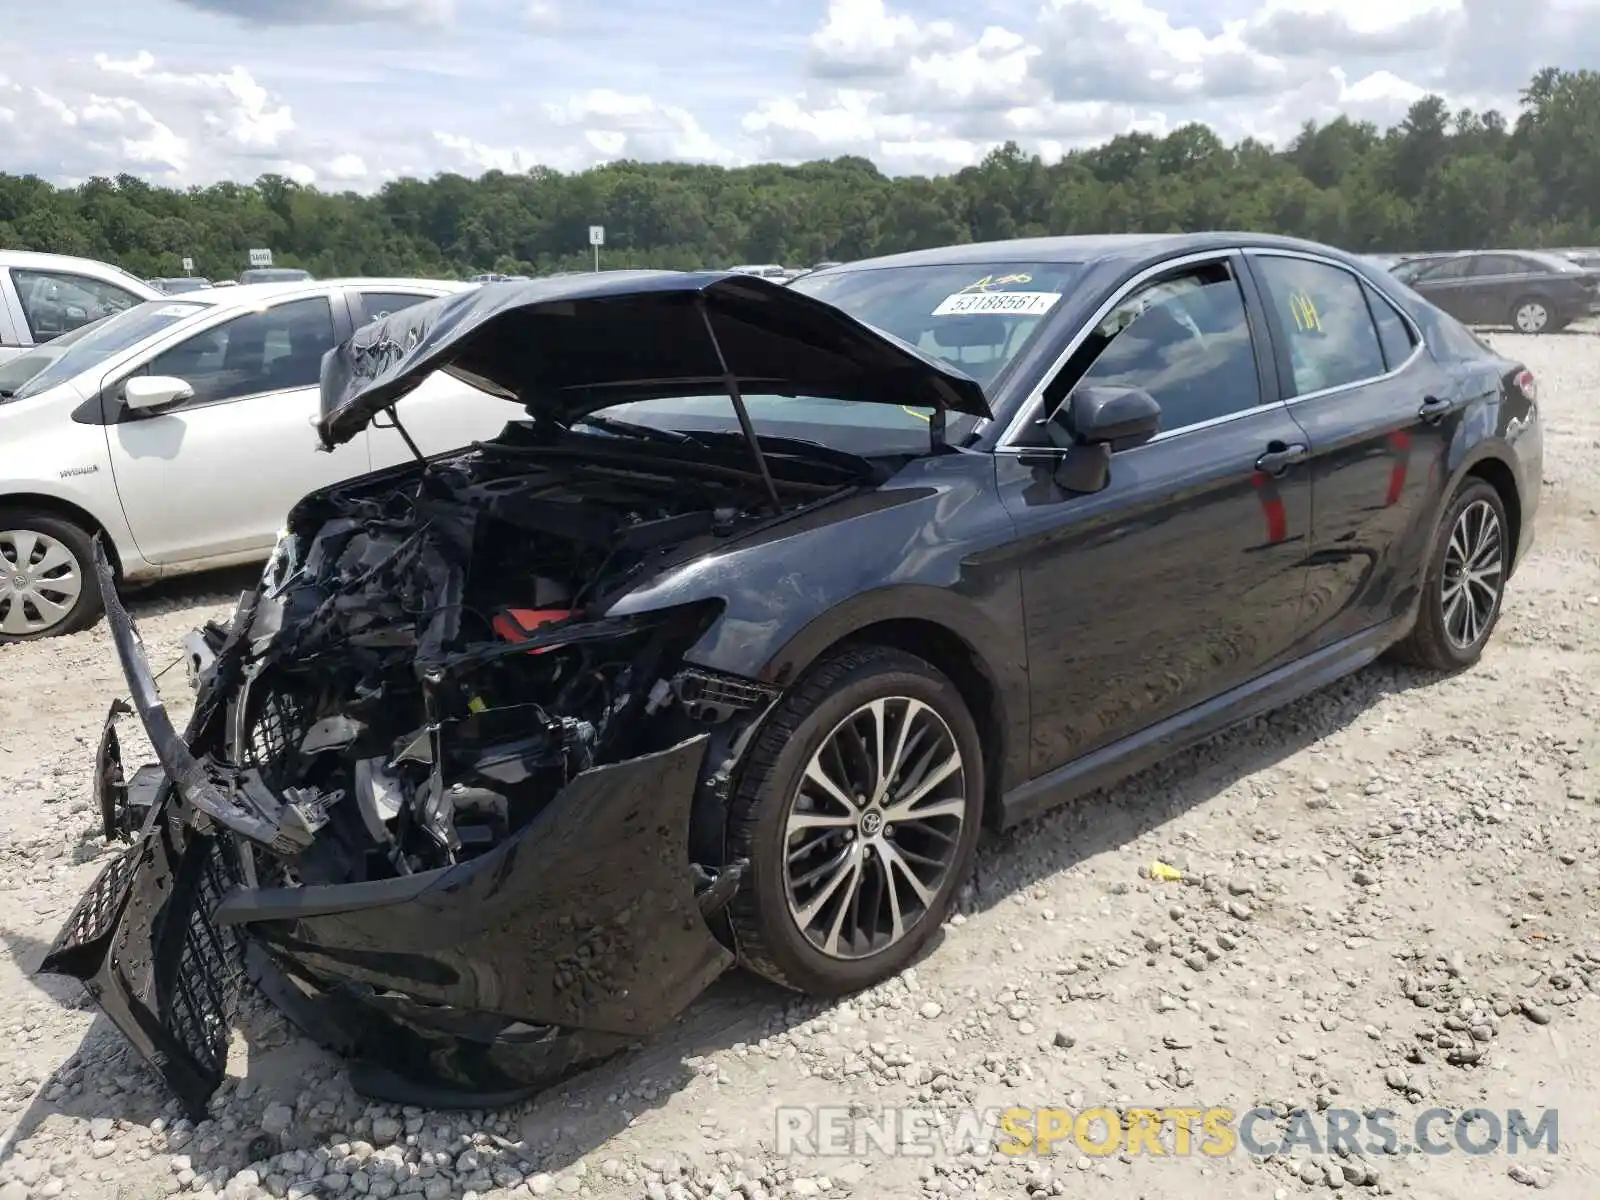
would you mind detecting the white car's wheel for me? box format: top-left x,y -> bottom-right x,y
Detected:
0,511 -> 103,641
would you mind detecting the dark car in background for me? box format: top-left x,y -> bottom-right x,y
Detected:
45,235 -> 1541,1117
1555,247 -> 1600,270
1397,249 -> 1598,332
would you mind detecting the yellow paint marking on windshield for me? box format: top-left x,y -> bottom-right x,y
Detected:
959,273 -> 1033,293
902,405 -> 932,422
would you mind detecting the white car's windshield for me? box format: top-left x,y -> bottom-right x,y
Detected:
10,300 -> 207,401
0,319 -> 106,398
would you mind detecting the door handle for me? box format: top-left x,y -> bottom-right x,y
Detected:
1255,442 -> 1308,476
1418,395 -> 1452,423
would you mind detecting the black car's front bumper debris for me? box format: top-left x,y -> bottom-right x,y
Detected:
38,548 -> 741,1113
39,816 -> 245,1118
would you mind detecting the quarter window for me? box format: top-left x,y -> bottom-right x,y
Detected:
1253,257 -> 1387,397
1363,283 -> 1417,371
142,297 -> 337,407
12,269 -> 143,342
1038,260 -> 1262,440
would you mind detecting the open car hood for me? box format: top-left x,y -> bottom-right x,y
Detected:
316,270 -> 992,447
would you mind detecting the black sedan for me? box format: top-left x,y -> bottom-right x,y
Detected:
44,234 -> 1542,1114
1396,248 -> 1599,332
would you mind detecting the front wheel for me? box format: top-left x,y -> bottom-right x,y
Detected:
0,510 -> 103,642
1391,479 -> 1510,670
727,644 -> 984,996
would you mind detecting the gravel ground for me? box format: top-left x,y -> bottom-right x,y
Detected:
2,328 -> 1598,1200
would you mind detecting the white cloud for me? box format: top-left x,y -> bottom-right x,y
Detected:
171,0 -> 453,26
0,52 -> 318,186
544,89 -> 736,163
807,0 -> 959,79
3,0 -> 1598,193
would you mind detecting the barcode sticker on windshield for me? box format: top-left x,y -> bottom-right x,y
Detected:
933,291 -> 1062,317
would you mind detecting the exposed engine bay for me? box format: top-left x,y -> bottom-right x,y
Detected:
40,269 -> 994,1116
205,423 -> 870,884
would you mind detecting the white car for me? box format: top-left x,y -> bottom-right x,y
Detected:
0,278 -> 512,641
0,250 -> 164,365
0,249 -> 164,364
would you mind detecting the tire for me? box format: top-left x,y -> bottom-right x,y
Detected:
727,643 -> 985,996
0,509 -> 103,642
1390,479 -> 1509,671
1509,296 -> 1554,334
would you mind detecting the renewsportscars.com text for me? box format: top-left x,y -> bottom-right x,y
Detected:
774,1105 -> 1559,1159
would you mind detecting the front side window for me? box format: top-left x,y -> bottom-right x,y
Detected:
142,297 -> 336,407
12,269 -> 144,342
1409,256 -> 1472,283
1029,259 -> 1260,441
1252,257 -> 1387,398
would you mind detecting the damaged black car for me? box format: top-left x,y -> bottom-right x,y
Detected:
42,236 -> 1541,1117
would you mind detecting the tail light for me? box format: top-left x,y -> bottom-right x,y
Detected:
1514,368 -> 1537,403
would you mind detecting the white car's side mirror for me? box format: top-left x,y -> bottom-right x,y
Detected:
124,375 -> 194,411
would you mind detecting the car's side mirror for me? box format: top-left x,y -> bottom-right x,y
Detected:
1045,384 -> 1163,494
124,375 -> 194,411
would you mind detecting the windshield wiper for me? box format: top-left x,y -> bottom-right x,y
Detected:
685,429 -> 883,479
578,413 -> 702,446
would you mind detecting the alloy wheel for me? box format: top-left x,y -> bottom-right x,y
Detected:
782,696 -> 968,960
0,528 -> 84,637
1514,301 -> 1550,333
1441,498 -> 1504,650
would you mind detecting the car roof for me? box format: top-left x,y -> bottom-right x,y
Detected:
822,232 -> 1381,273
0,249 -> 163,294
154,277 -> 473,309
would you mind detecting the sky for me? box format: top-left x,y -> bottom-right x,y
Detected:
0,0 -> 1593,192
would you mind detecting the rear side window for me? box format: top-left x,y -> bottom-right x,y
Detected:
359,292 -> 434,323
1471,255 -> 1524,276
1252,257 -> 1387,397
1363,284 -> 1417,371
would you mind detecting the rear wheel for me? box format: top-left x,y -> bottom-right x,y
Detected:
0,510 -> 102,641
727,644 -> 984,995
1391,479 -> 1509,670
1510,296 -> 1554,334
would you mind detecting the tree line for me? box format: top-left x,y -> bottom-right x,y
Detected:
3,67 -> 1598,282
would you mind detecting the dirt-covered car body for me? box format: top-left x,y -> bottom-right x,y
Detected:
40,239 -> 1543,1116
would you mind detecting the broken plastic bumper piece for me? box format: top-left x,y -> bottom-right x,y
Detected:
38,548 -> 739,1114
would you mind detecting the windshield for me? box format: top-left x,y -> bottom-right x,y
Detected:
10,300 -> 206,401
585,260 -> 1082,454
